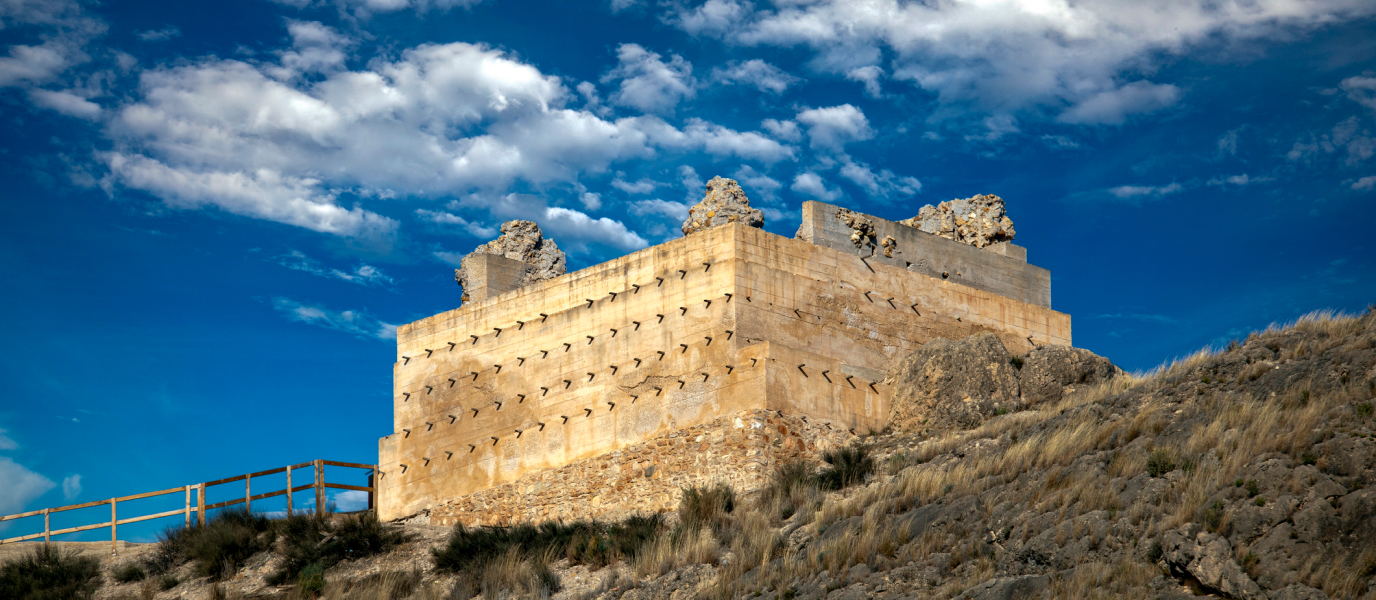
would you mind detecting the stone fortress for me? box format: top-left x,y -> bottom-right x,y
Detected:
376,178 -> 1071,526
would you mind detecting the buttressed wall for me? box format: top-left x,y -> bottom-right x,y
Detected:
376,202 -> 1071,522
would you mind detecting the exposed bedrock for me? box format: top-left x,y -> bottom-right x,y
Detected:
902,193 -> 1016,249
681,176 -> 764,236
887,334 -> 1119,430
453,220 -> 566,303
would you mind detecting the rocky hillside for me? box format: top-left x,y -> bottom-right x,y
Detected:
50,309 -> 1376,599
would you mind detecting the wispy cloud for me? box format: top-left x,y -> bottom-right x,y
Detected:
272,298 -> 397,340
1353,175 -> 1376,191
0,428 -> 16,450
1207,174 -> 1273,186
136,26 -> 181,42
0,458 -> 55,517
62,474 -> 81,501
1107,182 -> 1183,199
274,250 -> 394,287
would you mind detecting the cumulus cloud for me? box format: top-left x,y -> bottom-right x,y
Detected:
796,105 -> 872,152
99,36 -> 786,241
28,88 -> 100,119
0,458 -> 55,517
678,165 -> 703,201
272,297 -> 397,340
733,165 -> 782,202
61,474 -> 81,500
791,172 -> 841,201
538,206 -> 649,252
761,118 -> 802,142
666,0 -> 1376,120
1107,182 -> 1183,199
268,0 -> 486,18
845,66 -> 883,98
838,160 -> 921,200
1342,75 -> 1376,112
602,44 -> 696,114
712,59 -> 799,94
1353,176 -> 1376,191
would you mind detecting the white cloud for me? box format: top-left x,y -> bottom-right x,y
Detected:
796,105 -> 872,152
272,20 -> 355,78
331,489 -> 370,512
415,209 -> 497,238
1353,176 -> 1376,191
0,428 -> 16,450
580,192 -> 602,211
1108,182 -> 1183,199
0,458 -> 55,516
838,160 -> 921,200
791,172 -> 841,201
678,165 -> 703,202
630,198 -> 690,221
1287,117 -> 1376,166
61,474 -> 81,500
136,26 -> 180,42
733,165 -> 781,202
669,0 -> 1376,121
761,118 -> 802,142
612,178 -> 660,194
602,44 -> 695,114
1057,81 -> 1181,125
102,38 -> 784,240
538,206 -> 649,252
1342,75 -> 1376,112
28,88 -> 100,119
1206,174 -> 1273,186
272,297 -> 397,340
268,0 -> 486,18
845,66 -> 883,98
712,59 -> 799,94
965,114 -> 1020,142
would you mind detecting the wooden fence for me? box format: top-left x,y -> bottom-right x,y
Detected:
0,459 -> 376,555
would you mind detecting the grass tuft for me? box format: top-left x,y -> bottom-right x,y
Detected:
0,544 -> 103,600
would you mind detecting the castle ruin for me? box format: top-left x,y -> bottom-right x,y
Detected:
376,189 -> 1070,525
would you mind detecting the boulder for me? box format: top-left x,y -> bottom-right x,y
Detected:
886,332 -> 1022,431
1162,525 -> 1265,600
901,194 -> 1015,249
1018,345 -> 1119,406
453,220 -> 566,303
681,176 -> 764,236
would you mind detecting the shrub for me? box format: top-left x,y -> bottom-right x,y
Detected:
297,563 -> 325,597
267,511 -> 410,586
1357,402 -> 1373,418
678,484 -> 735,532
1146,540 -> 1164,563
1202,500 -> 1226,532
817,444 -> 875,490
760,460 -> 817,520
157,574 -> 179,591
1246,480 -> 1260,497
145,507 -> 274,581
1302,452 -> 1318,465
111,562 -> 146,583
1146,449 -> 1176,477
0,543 -> 103,600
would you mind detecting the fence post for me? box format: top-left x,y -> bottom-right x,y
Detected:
369,466 -> 377,512
197,483 -> 206,527
245,474 -> 251,513
286,465 -> 293,516
110,499 -> 117,555
43,508 -> 49,543
184,486 -> 191,528
315,460 -> 324,515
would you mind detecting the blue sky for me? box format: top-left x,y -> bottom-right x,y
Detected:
1,0 -> 1375,540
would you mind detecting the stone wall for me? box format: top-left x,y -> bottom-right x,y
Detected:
426,409 -> 853,527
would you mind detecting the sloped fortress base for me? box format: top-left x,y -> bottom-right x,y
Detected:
377,202 -> 1071,521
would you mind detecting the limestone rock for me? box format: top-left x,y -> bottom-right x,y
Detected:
453,220 -> 566,303
1162,525 -> 1266,600
1018,345 -> 1120,406
835,207 -> 876,253
886,332 -> 1022,431
681,176 -> 764,236
902,194 -> 1015,249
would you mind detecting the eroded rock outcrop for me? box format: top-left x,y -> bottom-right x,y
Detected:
886,332 -> 1023,431
681,176 -> 764,236
902,194 -> 1015,249
1163,525 -> 1266,600
1019,345 -> 1120,406
453,220 -> 566,303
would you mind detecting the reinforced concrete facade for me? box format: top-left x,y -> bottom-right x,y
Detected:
376,202 -> 1071,522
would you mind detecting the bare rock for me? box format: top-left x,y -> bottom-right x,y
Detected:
1163,525 -> 1266,600
886,332 -> 1022,431
453,220 -> 566,303
1268,584 -> 1330,600
681,176 -> 764,236
902,194 -> 1015,249
1018,345 -> 1120,406
954,574 -> 1049,600
836,207 -> 876,252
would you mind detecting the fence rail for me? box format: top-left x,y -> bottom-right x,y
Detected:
0,459 -> 376,555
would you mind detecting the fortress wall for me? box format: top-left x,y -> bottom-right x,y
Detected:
796,201 -> 1052,308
